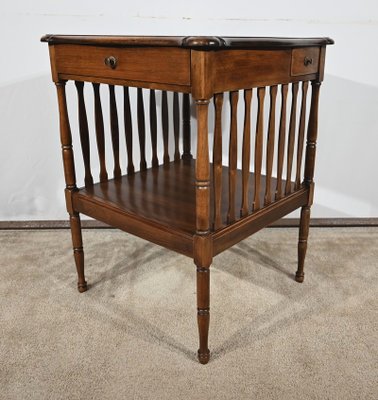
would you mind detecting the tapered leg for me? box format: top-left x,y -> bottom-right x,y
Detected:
193,93 -> 211,363
296,205 -> 311,283
69,212 -> 87,292
196,265 -> 210,364
55,82 -> 86,292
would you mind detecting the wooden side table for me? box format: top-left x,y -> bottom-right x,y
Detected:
42,35 -> 333,364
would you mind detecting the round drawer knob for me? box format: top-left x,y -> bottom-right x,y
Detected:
304,56 -> 313,66
105,56 -> 118,69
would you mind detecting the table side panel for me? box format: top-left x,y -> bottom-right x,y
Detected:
211,48 -> 321,92
53,44 -> 191,86
213,189 -> 309,255
72,193 -> 194,257
212,49 -> 291,92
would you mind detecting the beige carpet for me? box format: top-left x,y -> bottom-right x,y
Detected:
0,227 -> 377,400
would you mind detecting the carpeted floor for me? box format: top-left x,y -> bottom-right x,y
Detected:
0,227 -> 377,400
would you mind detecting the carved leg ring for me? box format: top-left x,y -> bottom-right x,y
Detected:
296,205 -> 311,283
197,266 -> 210,364
70,213 -> 87,292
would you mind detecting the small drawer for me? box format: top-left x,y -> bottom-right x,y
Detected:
54,44 -> 191,86
291,47 -> 320,76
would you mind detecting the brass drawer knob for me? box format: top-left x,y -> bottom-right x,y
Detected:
105,56 -> 118,69
304,56 -> 313,66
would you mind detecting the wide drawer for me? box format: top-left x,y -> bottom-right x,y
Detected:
53,44 -> 191,86
291,47 -> 320,76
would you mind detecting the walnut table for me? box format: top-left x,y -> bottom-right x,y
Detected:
42,35 -> 334,364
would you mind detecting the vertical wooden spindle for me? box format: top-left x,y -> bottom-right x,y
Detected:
75,81 -> 93,187
182,93 -> 192,161
285,82 -> 299,195
149,89 -> 159,168
275,84 -> 288,200
295,81 -> 309,189
240,89 -> 253,217
92,83 -> 108,182
227,91 -> 239,223
304,82 -> 321,187
253,87 -> 265,211
123,87 -> 134,175
213,93 -> 224,230
296,81 -> 321,283
56,81 -> 87,292
264,85 -> 278,205
137,88 -> 147,171
109,85 -> 122,179
162,90 -> 170,165
173,92 -> 180,162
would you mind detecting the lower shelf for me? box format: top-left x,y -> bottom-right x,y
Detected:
72,159 -> 308,257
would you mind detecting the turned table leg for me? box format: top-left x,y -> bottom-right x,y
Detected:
194,235 -> 212,364
196,263 -> 210,364
296,80 -> 321,283
296,205 -> 310,283
56,81 -> 88,293
70,213 -> 87,292
193,73 -> 212,362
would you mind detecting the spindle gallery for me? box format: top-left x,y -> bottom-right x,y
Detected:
41,35 -> 333,364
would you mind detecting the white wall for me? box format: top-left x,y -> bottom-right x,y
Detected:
1,0 -> 377,220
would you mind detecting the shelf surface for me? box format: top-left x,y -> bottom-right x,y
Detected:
74,160 -> 295,236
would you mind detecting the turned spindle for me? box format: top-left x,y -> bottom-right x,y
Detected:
264,85 -> 277,206
253,87 -> 265,211
149,89 -> 159,168
109,85 -> 122,179
137,88 -> 147,171
93,83 -> 108,182
213,93 -> 224,230
295,81 -> 309,189
285,83 -> 299,195
123,86 -> 135,175
241,89 -> 252,217
227,91 -> 239,223
182,93 -> 192,161
162,90 -> 170,165
75,81 -> 93,187
173,92 -> 180,162
276,84 -> 288,200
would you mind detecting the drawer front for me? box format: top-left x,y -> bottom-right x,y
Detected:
54,44 -> 191,86
291,47 -> 320,76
